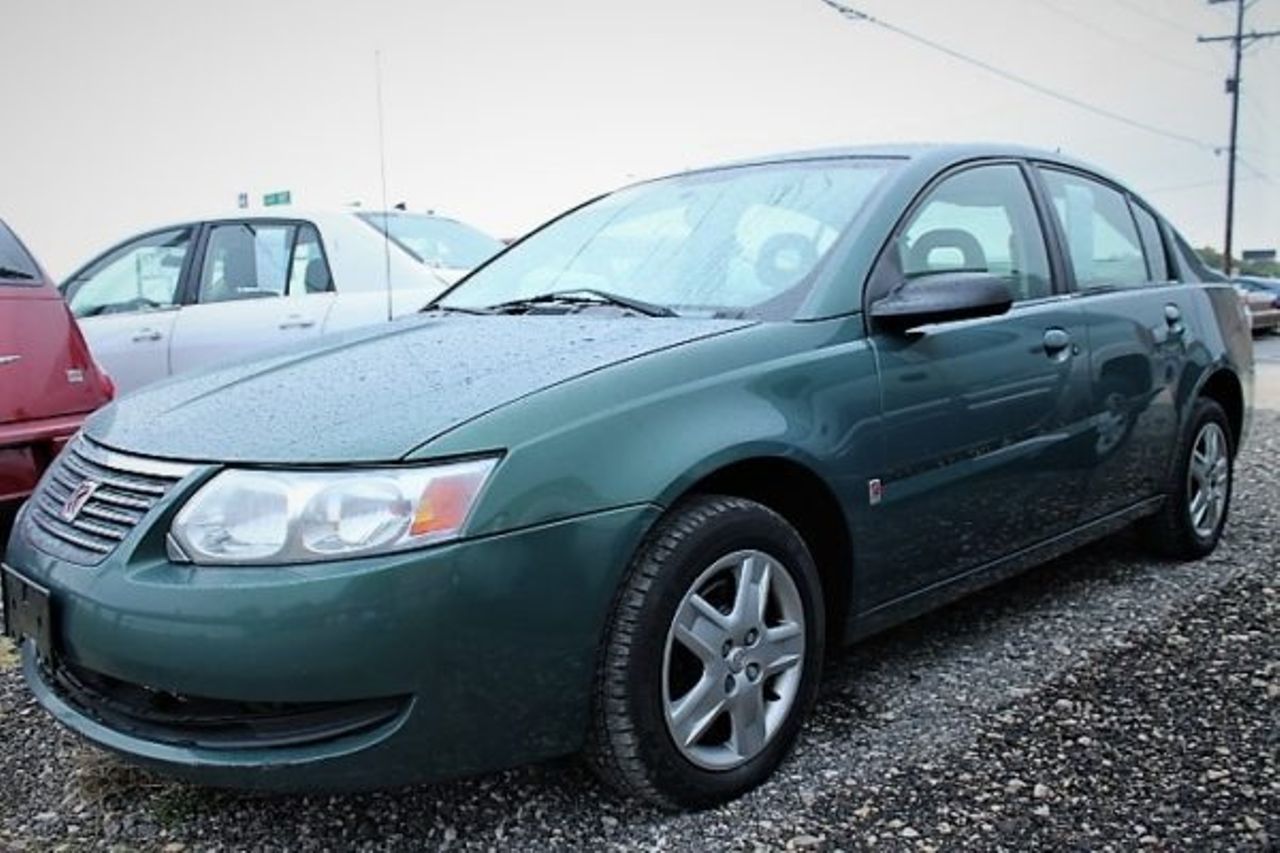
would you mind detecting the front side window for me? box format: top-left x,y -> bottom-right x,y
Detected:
897,164 -> 1052,301
0,221 -> 40,285
66,228 -> 191,317
198,222 -> 296,303
440,160 -> 896,319
1039,168 -> 1147,289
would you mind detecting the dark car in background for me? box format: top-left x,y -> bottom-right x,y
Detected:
0,219 -> 114,538
2,145 -> 1253,809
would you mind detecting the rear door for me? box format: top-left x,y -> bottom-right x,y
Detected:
63,227 -> 194,395
864,162 -> 1093,606
168,220 -> 335,376
1032,166 -> 1188,519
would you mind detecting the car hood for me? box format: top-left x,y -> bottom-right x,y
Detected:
85,313 -> 753,463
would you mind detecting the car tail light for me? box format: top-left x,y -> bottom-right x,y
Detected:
96,363 -> 115,399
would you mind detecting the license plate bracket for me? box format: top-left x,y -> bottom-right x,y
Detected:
1,566 -> 54,662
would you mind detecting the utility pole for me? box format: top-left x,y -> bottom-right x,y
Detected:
1199,1 -> 1280,275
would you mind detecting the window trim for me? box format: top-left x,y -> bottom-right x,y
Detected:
862,157 -> 1066,328
1127,198 -> 1174,284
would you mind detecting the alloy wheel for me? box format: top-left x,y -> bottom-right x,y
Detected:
661,549 -> 805,770
1186,421 -> 1229,539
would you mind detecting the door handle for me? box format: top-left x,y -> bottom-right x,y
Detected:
1042,327 -> 1074,360
1165,303 -> 1186,337
278,317 -> 316,330
131,329 -> 163,343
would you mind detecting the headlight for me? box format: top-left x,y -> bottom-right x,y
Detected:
170,458 -> 497,565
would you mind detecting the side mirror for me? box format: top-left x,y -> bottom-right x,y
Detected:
870,272 -> 1014,333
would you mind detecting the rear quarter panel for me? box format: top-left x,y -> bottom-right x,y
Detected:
1186,282 -> 1255,447
0,280 -> 111,425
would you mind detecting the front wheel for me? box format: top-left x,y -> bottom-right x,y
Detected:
586,495 -> 824,810
1141,397 -> 1234,559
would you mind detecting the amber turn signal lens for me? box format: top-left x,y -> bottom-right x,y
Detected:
410,469 -> 490,537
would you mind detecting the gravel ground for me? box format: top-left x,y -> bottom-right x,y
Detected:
1,411 -> 1276,852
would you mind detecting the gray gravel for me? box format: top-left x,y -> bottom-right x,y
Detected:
1,411 -> 1276,852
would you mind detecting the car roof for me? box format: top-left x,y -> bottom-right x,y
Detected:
115,208 -> 472,236
669,142 -> 1117,184
194,208 -> 471,227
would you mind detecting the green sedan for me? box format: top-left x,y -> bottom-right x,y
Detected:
2,144 -> 1253,809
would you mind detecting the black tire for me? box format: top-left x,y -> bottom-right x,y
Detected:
1141,397 -> 1234,559
585,495 -> 825,810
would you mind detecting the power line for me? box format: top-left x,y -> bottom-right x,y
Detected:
817,0 -> 1222,153
1112,0 -> 1202,36
1029,0 -> 1220,78
1237,155 -> 1275,183
1142,174 -> 1264,193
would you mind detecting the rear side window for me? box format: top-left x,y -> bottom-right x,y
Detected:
0,221 -> 40,285
1129,202 -> 1169,281
1038,168 -> 1147,289
199,221 -> 334,303
199,222 -> 295,303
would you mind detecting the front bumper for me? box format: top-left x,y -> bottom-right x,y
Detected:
0,411 -> 85,507
3,500 -> 659,791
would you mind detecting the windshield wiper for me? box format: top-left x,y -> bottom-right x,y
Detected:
0,266 -> 35,281
421,304 -> 491,315
486,289 -> 679,318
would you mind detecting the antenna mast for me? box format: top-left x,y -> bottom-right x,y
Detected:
375,49 -> 393,322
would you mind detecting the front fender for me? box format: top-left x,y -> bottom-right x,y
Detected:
416,318 -> 883,540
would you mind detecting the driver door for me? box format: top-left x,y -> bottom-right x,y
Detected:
63,227 -> 194,396
863,162 -> 1093,607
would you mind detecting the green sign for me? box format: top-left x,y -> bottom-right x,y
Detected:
263,191 -> 292,207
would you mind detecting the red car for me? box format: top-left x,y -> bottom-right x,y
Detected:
0,219 -> 113,532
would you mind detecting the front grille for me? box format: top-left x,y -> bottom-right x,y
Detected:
27,438 -> 197,565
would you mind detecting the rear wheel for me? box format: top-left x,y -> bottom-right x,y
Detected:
586,495 -> 824,810
1142,397 -> 1233,559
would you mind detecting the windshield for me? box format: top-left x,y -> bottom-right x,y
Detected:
439,159 -> 895,319
360,213 -> 503,269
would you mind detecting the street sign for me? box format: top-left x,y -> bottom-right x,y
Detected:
263,191 -> 292,207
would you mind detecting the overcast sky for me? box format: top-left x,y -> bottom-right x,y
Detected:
2,0 -> 1277,278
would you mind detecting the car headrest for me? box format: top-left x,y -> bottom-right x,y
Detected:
908,228 -> 987,273
305,258 -> 332,293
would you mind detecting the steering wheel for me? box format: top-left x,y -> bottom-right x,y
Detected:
755,233 -> 818,290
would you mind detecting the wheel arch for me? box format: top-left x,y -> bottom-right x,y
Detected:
1195,366 -> 1246,456
662,454 -> 855,647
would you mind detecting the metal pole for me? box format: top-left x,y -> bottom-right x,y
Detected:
1222,0 -> 1244,276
